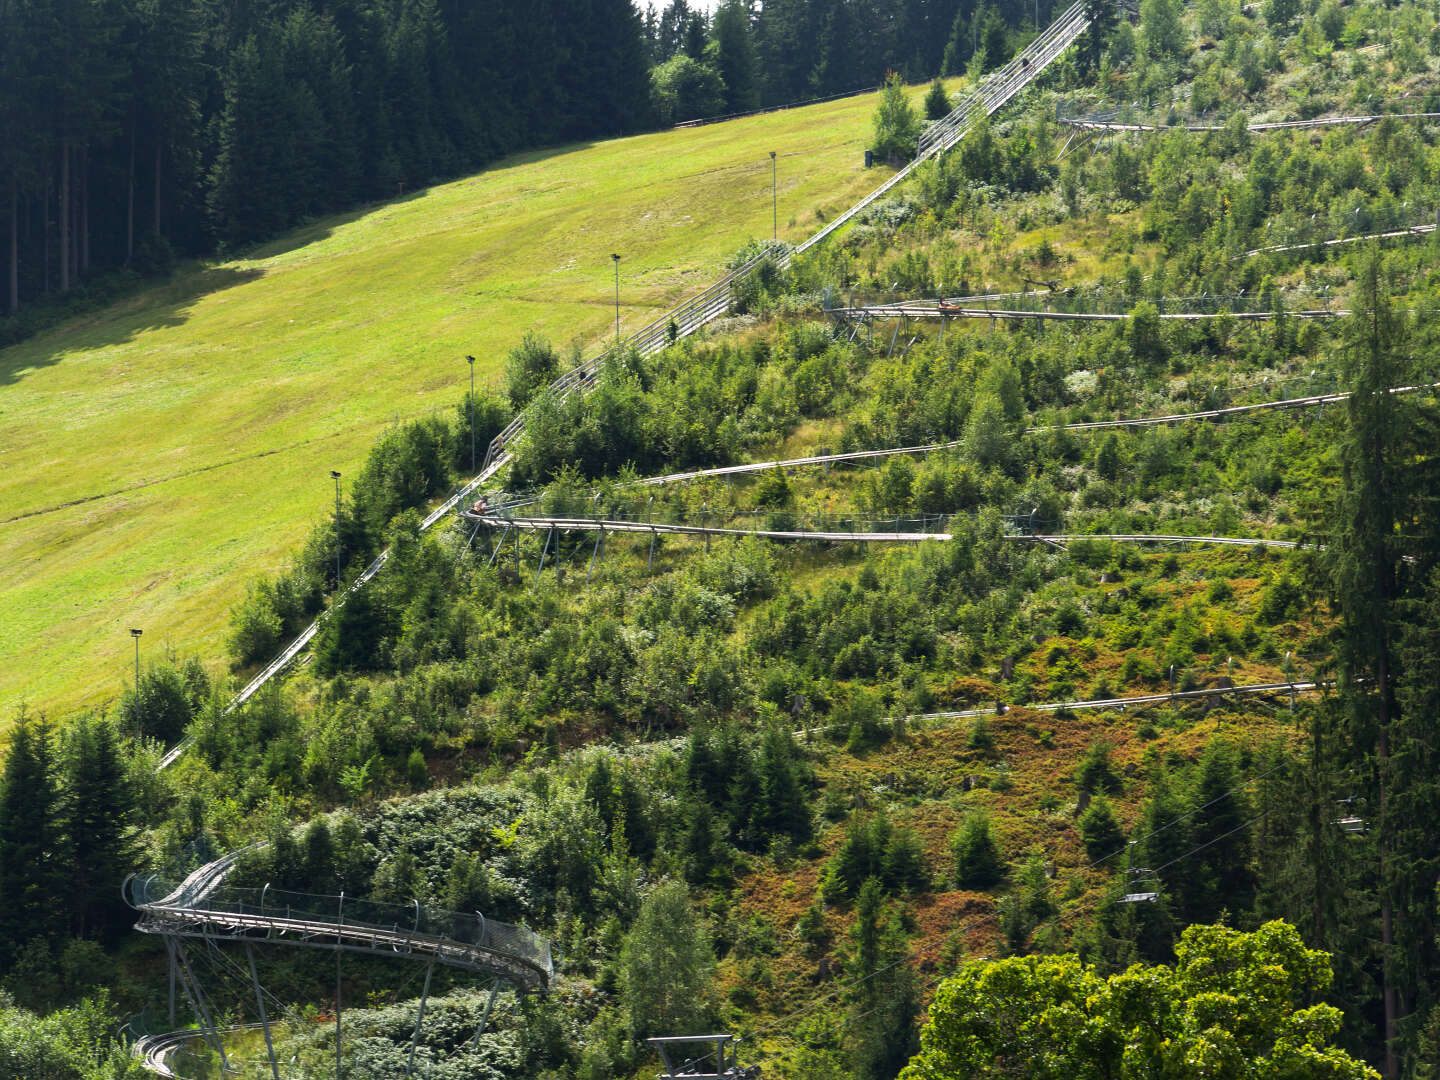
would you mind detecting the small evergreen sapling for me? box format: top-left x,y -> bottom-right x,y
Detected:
923,78 -> 951,121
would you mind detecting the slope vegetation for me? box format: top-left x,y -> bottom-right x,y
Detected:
0,85 -> 936,720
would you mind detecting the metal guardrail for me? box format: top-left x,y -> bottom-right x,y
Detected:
126,868 -> 553,991
618,384 -> 1425,488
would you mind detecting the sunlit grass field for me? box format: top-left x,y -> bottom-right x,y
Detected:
0,85 -> 951,721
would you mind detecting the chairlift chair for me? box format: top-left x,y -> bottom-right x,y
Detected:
1118,841 -> 1159,903
648,1035 -> 757,1080
1118,866 -> 1160,904
1332,796 -> 1368,835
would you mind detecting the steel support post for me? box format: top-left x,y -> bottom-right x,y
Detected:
471,980 -> 506,1048
404,963 -> 435,1079
246,944 -> 282,1080
647,526 -> 657,570
166,935 -> 177,1026
587,526 -> 605,584
536,527 -> 553,581
171,938 -> 230,1070
488,526 -> 510,568
336,944 -> 343,1080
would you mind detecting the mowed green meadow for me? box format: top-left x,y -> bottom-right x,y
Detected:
0,85 -> 946,722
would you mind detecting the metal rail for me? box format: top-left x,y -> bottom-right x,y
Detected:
1058,111 -> 1440,132
831,303 -> 1345,322
902,680 -> 1322,724
1242,222 -> 1438,258
126,862 -> 553,992
623,385 -> 1433,489
462,511 -> 1302,551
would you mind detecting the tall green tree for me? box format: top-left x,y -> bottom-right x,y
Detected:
60,717 -> 139,943
710,0 -> 759,113
620,881 -> 715,1038
1320,250 -> 1439,1077
849,877 -> 920,1080
0,720 -> 66,964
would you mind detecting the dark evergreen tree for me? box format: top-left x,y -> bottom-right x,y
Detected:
1185,743 -> 1256,925
848,877 -> 920,1080
1079,0 -> 1117,73
0,720 -> 67,963
710,0 -> 759,113
1079,795 -> 1126,864
952,811 -> 1005,889
1320,250 -> 1439,1077
923,77 -> 951,121
60,718 -> 138,943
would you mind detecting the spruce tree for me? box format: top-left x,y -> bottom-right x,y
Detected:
1080,796 -> 1126,864
923,77 -> 950,121
848,877 -> 919,1080
952,812 -> 1005,889
711,0 -> 759,113
0,720 -> 67,963
60,718 -> 139,943
1187,743 -> 1255,925
1321,249 -> 1435,1077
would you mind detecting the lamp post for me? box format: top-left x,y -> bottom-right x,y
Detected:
130,628 -> 142,687
465,355 -> 476,474
330,471 -> 343,587
770,151 -> 777,240
611,253 -> 621,347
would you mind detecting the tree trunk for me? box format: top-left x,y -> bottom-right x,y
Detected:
42,175 -> 50,293
59,143 -> 69,293
1379,649 -> 1397,1080
7,179 -> 17,314
127,114 -> 135,263
154,140 -> 162,237
80,145 -> 90,274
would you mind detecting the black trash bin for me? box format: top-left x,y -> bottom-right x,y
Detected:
864,149 -> 873,168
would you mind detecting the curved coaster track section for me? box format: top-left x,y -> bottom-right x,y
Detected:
620,384 -> 1437,489
126,861 -> 553,991
126,851 -> 551,1077
462,508 -> 1303,552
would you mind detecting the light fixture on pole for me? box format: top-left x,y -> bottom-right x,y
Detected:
770,151 -> 777,240
130,628 -> 143,687
466,355 -> 476,473
330,471 -> 343,587
611,254 -> 621,347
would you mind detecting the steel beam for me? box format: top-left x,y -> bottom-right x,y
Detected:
247,944 -> 282,1080
405,963 -> 434,1079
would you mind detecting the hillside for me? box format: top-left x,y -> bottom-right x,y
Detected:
0,84 -> 945,721
7,1 -> 1440,1080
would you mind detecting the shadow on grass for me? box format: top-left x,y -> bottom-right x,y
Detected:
0,264 -> 265,388
0,138 -> 608,388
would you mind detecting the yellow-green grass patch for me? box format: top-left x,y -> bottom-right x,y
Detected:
0,83 -> 956,721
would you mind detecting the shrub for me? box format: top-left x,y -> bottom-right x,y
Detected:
504,331 -> 561,409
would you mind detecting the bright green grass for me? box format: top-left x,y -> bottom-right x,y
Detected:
0,84 -> 955,721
